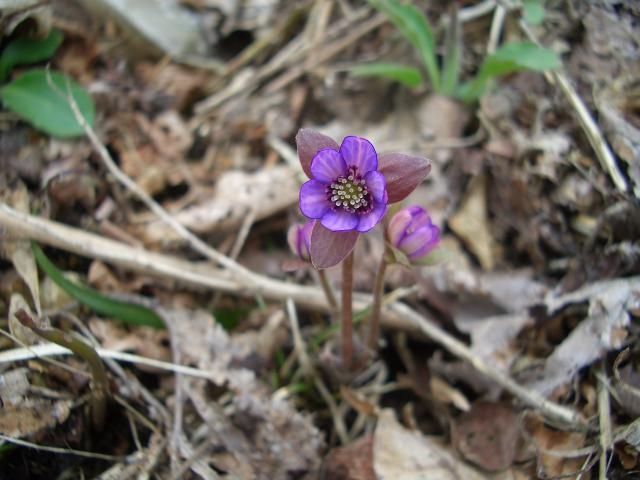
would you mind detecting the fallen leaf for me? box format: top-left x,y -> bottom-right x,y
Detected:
451,402 -> 520,472
323,435 -> 375,480
373,409 -> 490,479
0,183 -> 40,314
526,277 -> 638,396
525,414 -> 586,478
449,175 -> 496,270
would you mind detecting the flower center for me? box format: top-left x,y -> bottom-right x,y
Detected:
326,166 -> 373,214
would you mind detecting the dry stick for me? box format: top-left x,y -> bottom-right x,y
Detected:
0,434 -> 125,462
0,206 -> 584,427
597,367 -> 612,480
519,21 -> 628,195
341,251 -> 355,370
367,254 -> 388,351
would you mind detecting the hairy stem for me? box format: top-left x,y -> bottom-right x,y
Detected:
341,251 -> 354,370
316,269 -> 338,316
367,255 -> 388,351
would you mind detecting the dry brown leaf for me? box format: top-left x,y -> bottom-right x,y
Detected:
0,368 -> 29,406
8,293 -> 41,346
430,375 -> 471,412
0,183 -> 40,315
323,434 -> 375,480
451,402 -> 520,472
374,409 -> 491,480
132,165 -> 298,245
449,175 -> 496,270
526,277 -> 638,396
526,414 -> 586,478
0,401 -> 72,438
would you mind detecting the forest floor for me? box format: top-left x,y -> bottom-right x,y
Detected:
0,0 -> 639,479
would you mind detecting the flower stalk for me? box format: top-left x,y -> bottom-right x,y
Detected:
341,251 -> 354,370
367,251 -> 388,351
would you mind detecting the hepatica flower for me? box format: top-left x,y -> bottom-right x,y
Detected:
388,205 -> 440,264
296,129 -> 431,268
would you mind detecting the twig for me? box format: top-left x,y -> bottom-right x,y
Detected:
597,366 -> 612,479
286,299 -> 349,444
487,4 -> 506,54
0,205 -> 586,428
0,433 -> 126,461
518,21 -> 628,194
389,302 -> 587,428
0,343 -> 221,380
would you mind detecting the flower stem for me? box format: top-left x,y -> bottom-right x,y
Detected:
316,269 -> 338,316
367,254 -> 388,351
341,251 -> 354,370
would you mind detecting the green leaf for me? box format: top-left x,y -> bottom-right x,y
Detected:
523,0 -> 545,25
350,62 -> 423,88
458,42 -> 560,103
441,6 -> 461,96
0,69 -> 95,138
0,29 -> 64,82
32,243 -> 164,329
368,0 -> 440,91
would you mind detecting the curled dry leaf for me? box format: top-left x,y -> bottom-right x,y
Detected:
374,409 -> 491,480
448,175 -> 496,270
132,165 -> 299,246
525,414 -> 586,478
0,183 -> 40,315
526,277 -> 638,396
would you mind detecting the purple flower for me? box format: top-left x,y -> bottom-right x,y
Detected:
300,136 -> 388,233
296,129 -> 431,268
287,221 -> 314,261
387,205 -> 440,262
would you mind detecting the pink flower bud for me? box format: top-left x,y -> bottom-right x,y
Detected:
287,221 -> 314,261
387,206 -> 440,261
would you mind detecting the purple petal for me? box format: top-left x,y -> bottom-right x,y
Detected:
310,148 -> 347,183
320,209 -> 358,232
398,226 -> 436,257
406,205 -> 431,228
340,136 -> 378,174
378,153 -> 431,203
299,180 -> 330,219
310,222 -> 359,269
356,203 -> 387,233
296,129 -> 339,179
408,225 -> 440,259
387,209 -> 413,247
364,171 -> 387,202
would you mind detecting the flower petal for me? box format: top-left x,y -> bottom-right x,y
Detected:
296,129 -> 339,178
398,226 -> 436,257
340,136 -> 378,174
320,209 -> 358,232
310,222 -> 359,269
299,180 -> 330,219
387,209 -> 413,246
356,202 -> 387,233
408,225 -> 440,259
364,170 -> 387,202
310,148 -> 347,183
405,205 -> 431,228
378,153 -> 431,203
